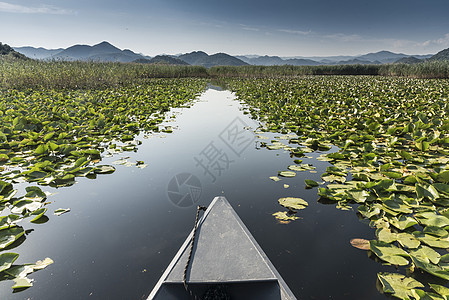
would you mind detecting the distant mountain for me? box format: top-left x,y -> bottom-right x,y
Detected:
134,55 -> 189,65
335,58 -> 381,65
0,42 -> 28,60
394,56 -> 423,64
355,51 -> 407,64
285,58 -> 320,66
50,41 -> 144,62
15,41 -> 148,62
178,51 -> 210,65
178,51 -> 248,68
429,48 -> 449,61
14,46 -> 63,59
237,51 -> 434,66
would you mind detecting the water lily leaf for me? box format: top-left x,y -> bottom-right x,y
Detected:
416,184 -> 440,201
278,171 -> 296,178
412,289 -> 445,300
0,215 -> 21,230
423,226 -> 448,238
32,257 -> 54,270
321,173 -> 346,183
25,186 -> 46,199
350,238 -> 370,250
358,205 -> 381,219
370,240 -> 410,266
94,165 -> 115,174
377,272 -> 424,300
0,180 -> 13,196
410,245 -> 441,264
0,226 -> 25,250
269,176 -> 281,182
12,277 -> 33,289
30,208 -> 47,222
272,211 -> 299,224
437,171 -> 449,184
278,197 -> 308,210
397,233 -> 421,249
429,284 -> 449,298
413,232 -> 449,248
305,179 -> 319,188
54,208 -> 70,216
11,200 -> 42,214
433,183 -> 449,196
388,215 -> 418,230
0,252 -> 19,272
415,212 -> 449,228
377,228 -> 397,244
411,256 -> 449,281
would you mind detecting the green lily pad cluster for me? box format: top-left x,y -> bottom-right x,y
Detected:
227,76 -> 449,299
0,78 -> 207,291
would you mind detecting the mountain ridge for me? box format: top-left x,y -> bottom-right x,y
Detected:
12,41 -> 445,66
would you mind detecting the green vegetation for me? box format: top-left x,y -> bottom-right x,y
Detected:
0,59 -> 208,89
226,76 -> 449,299
210,60 -> 449,79
0,43 -> 28,60
0,68 -> 207,289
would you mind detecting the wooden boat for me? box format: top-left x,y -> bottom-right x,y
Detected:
148,196 -> 297,300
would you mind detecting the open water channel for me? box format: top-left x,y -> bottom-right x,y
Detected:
0,86 -> 396,299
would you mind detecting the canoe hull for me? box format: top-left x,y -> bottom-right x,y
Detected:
148,196 -> 296,300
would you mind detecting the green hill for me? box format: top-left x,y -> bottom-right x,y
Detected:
0,42 -> 28,60
429,48 -> 449,61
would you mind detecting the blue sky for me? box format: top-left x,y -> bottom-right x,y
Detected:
1,0 -> 449,57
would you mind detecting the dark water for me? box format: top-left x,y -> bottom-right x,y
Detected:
0,87 -> 393,299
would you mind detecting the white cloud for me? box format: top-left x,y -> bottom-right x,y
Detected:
0,2 -> 73,14
242,27 -> 259,32
278,29 -> 311,35
435,33 -> 449,46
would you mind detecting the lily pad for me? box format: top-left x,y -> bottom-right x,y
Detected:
350,238 -> 370,250
278,197 -> 308,210
377,272 -> 424,299
278,171 -> 296,178
0,252 -> 19,272
54,208 -> 70,216
272,211 -> 299,224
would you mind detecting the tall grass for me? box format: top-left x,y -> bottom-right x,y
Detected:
210,61 -> 449,79
1,57 -> 448,90
0,58 -> 208,89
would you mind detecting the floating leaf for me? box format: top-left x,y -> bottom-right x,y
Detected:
0,226 -> 25,250
272,211 -> 299,224
0,252 -> 19,272
30,208 -> 47,222
12,277 -> 33,289
350,238 -> 370,250
278,171 -> 296,178
278,197 -> 308,210
305,179 -> 319,188
370,240 -> 410,266
377,272 -> 424,299
54,208 -> 70,216
94,165 -> 115,174
269,176 -> 281,182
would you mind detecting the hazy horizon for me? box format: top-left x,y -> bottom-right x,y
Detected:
1,0 -> 448,57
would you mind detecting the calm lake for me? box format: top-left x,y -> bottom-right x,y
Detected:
1,86 -> 395,299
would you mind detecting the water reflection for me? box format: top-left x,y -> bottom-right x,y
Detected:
0,88 -> 388,299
